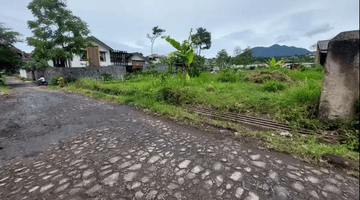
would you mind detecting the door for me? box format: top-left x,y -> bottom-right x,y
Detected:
87,46 -> 100,67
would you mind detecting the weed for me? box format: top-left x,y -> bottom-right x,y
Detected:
245,70 -> 293,83
101,73 -> 113,81
217,68 -> 238,83
262,81 -> 286,92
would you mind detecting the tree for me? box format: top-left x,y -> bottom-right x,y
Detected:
231,46 -> 253,65
192,27 -> 211,56
162,29 -> 194,78
27,0 -> 90,67
216,49 -> 230,67
0,22 -> 23,73
309,43 -> 317,51
233,46 -> 242,56
147,26 -> 165,55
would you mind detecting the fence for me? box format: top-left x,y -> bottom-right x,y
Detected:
27,65 -> 127,82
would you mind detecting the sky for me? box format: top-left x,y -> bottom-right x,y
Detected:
0,0 -> 359,58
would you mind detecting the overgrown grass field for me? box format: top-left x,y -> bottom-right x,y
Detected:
55,67 -> 359,172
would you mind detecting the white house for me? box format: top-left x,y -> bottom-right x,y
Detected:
47,36 -> 152,71
48,36 -> 118,67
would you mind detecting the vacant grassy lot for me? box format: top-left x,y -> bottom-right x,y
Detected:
55,67 -> 359,174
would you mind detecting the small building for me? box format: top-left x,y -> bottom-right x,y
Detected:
125,53 -> 151,72
315,40 -> 329,66
146,54 -> 164,63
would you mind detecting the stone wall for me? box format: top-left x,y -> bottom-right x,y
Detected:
318,30 -> 359,121
38,65 -> 126,82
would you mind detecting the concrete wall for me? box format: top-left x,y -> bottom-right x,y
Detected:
318,30 -> 359,121
37,65 -> 126,82
26,70 -> 35,80
19,69 -> 27,78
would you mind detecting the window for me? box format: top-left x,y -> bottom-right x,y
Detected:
100,51 -> 106,62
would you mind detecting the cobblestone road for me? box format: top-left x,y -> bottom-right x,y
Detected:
0,77 -> 358,199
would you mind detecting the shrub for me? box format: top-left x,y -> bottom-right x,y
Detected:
101,73 -> 113,81
217,68 -> 238,83
156,87 -> 195,105
123,73 -> 133,81
291,79 -> 321,104
49,75 -> 68,87
262,81 -> 286,92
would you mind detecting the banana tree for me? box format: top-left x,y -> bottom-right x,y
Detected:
160,52 -> 175,74
266,57 -> 283,69
161,29 -> 195,78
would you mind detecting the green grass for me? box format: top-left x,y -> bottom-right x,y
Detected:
0,75 -> 10,94
52,67 -> 359,169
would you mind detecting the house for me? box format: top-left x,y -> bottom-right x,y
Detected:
48,36 -> 139,68
10,46 -> 33,63
47,36 -> 115,67
315,40 -> 329,66
146,54 -> 164,63
125,52 -> 151,72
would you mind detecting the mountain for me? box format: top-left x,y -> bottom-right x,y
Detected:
251,44 -> 311,57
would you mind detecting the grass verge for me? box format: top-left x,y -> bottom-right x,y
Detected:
0,75 -> 10,94
49,67 -> 359,175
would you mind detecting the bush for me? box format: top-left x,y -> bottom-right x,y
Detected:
262,81 -> 286,92
217,68 -> 238,83
156,87 -> 195,105
291,79 -> 321,104
123,73 -> 133,81
0,73 -> 6,85
49,75 -> 68,87
101,73 -> 113,81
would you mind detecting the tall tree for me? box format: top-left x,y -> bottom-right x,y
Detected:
147,26 -> 165,55
27,0 -> 90,67
230,46 -> 253,65
216,49 -> 230,67
192,27 -> 211,56
0,22 -> 23,73
233,45 -> 242,56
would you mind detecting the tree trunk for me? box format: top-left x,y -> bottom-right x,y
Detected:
199,47 -> 202,56
151,44 -> 153,55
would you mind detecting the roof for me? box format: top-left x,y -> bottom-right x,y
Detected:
88,36 -> 113,51
10,46 -> 33,62
130,53 -> 151,62
317,40 -> 330,53
147,54 -> 164,58
331,30 -> 359,41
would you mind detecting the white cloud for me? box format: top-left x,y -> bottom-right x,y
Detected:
0,0 -> 358,58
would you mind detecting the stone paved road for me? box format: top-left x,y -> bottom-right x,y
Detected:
0,77 -> 359,200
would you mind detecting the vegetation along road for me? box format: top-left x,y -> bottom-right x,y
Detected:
0,76 -> 358,199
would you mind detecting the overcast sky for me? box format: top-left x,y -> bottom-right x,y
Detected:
1,0 -> 358,58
